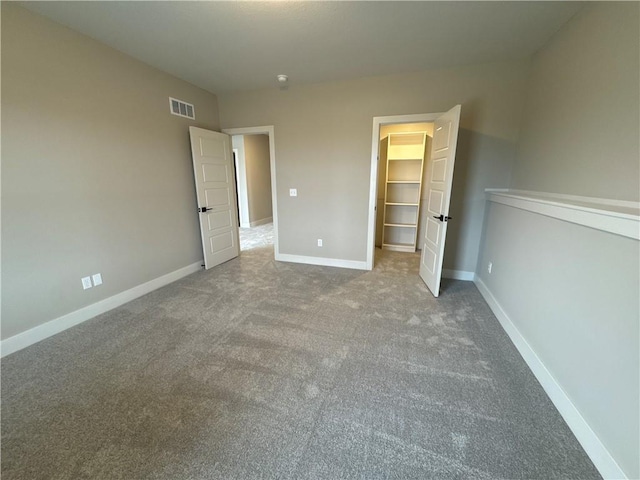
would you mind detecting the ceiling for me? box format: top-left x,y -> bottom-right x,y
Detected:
22,1 -> 584,94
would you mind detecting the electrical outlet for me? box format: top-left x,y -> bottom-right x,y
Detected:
81,276 -> 92,290
92,273 -> 103,286
317,239 -> 323,247
488,262 -> 493,274
289,188 -> 297,197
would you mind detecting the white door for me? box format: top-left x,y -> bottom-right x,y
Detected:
419,105 -> 462,297
189,127 -> 239,269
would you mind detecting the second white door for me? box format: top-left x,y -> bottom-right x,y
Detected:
189,127 -> 240,269
419,105 -> 462,297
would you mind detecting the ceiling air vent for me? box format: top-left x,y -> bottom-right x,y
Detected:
169,97 -> 195,120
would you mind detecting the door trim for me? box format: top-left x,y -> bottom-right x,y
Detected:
222,126 -> 279,258
367,113 -> 443,270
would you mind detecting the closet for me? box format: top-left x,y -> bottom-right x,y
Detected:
380,132 -> 427,252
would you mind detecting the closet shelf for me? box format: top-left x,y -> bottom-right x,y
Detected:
384,223 -> 417,228
385,202 -> 419,206
387,180 -> 420,184
382,242 -> 417,253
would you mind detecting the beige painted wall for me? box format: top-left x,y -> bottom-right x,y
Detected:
243,134 -> 273,224
511,2 -> 640,201
1,5 -> 220,339
218,61 -> 529,269
477,4 -> 640,477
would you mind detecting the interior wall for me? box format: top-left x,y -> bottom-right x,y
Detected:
1,4 -> 220,340
511,2 -> 640,201
476,3 -> 640,477
477,203 -> 639,479
218,60 -> 529,270
243,134 -> 273,225
376,123 -> 433,248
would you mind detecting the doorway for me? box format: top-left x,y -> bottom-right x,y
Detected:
222,126 -> 279,256
375,122 -> 434,254
367,113 -> 441,270
367,108 -> 462,297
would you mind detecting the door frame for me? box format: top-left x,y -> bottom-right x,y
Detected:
222,126 -> 279,257
366,113 -> 443,270
232,147 -> 250,228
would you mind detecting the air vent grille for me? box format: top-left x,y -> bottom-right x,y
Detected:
169,97 -> 195,119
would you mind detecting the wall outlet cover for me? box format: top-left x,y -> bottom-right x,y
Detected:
81,277 -> 92,290
289,188 -> 297,197
317,239 -> 323,247
92,273 -> 103,286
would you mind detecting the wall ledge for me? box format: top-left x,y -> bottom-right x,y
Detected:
485,189 -> 640,240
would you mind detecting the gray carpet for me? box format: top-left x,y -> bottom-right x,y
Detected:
1,246 -> 600,479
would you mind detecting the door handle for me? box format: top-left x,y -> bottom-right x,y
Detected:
199,207 -> 213,213
433,214 -> 452,222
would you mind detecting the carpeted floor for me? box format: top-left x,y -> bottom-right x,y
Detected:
1,245 -> 600,479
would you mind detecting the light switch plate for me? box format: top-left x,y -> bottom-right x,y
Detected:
92,273 -> 103,286
289,188 -> 297,197
81,276 -> 92,290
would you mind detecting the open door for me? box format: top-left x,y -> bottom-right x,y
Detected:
189,127 -> 240,269
419,105 -> 461,297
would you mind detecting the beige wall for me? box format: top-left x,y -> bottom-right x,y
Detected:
477,3 -> 640,477
219,61 -> 529,269
511,2 -> 640,201
243,134 -> 273,224
1,5 -> 220,339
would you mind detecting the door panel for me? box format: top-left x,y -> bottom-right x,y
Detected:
202,163 -> 228,182
189,127 -> 239,269
419,105 -> 462,297
207,210 -> 233,232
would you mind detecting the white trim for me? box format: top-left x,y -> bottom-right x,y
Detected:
505,189 -> 639,210
442,269 -> 475,281
276,253 -> 368,270
486,189 -> 640,240
474,277 -> 627,480
367,112 -> 444,270
248,216 -> 273,228
1,261 -> 203,358
222,126 -> 279,257
232,146 -> 251,228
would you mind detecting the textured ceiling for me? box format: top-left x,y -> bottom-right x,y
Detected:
22,1 -> 584,94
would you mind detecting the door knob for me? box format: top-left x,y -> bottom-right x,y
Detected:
199,207 -> 213,213
433,214 -> 452,222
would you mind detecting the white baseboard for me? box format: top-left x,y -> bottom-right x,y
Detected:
1,261 -> 203,358
442,269 -> 476,281
249,216 -> 273,228
276,253 -> 368,271
473,277 -> 626,480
